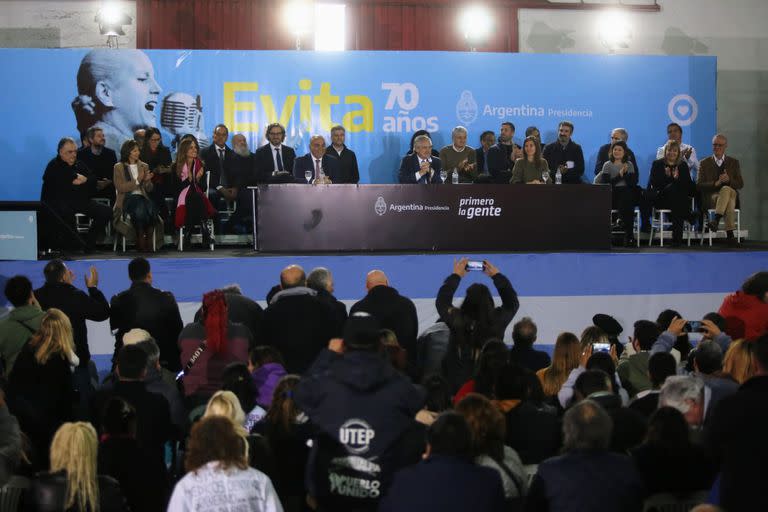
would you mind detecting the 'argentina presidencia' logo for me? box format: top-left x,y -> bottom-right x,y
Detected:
667,94 -> 698,127
456,90 -> 478,125
374,197 -> 387,216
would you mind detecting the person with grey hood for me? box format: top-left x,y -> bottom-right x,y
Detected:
261,265 -> 336,374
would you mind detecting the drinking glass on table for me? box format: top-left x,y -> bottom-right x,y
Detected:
541,170 -> 549,184
304,170 -> 312,184
440,169 -> 447,183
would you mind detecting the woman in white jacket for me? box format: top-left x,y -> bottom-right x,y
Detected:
168,415 -> 283,512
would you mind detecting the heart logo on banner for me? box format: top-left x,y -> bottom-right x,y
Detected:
676,104 -> 690,116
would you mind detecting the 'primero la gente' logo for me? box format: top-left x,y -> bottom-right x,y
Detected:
458,197 -> 502,219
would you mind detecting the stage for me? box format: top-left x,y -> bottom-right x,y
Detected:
2,245 -> 766,377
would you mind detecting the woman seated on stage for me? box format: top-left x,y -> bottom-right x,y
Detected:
510,136 -> 550,185
139,127 -> 172,214
170,137 -> 216,248
113,140 -> 159,252
595,140 -> 639,246
647,140 -> 694,246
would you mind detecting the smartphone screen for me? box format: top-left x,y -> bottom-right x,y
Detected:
593,343 -> 611,352
466,260 -> 485,272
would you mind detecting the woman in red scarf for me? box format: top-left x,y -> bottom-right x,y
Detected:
171,137 -> 216,249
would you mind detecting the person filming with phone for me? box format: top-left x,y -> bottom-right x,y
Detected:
436,258 -> 520,392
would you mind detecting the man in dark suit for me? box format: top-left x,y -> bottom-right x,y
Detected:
293,135 -> 341,184
697,133 -> 743,244
109,257 -> 184,372
486,121 -> 522,183
261,265 -> 337,374
350,270 -> 418,362
253,123 -> 296,183
475,130 -> 496,178
542,121 -> 585,184
307,267 -> 347,338
34,259 -> 110,369
200,124 -> 240,204
76,127 -> 117,202
593,128 -> 639,176
326,125 -> 359,183
398,134 -> 443,184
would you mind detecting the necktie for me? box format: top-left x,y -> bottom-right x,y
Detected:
315,159 -> 321,178
275,148 -> 284,172
217,148 -> 226,186
483,151 -> 489,174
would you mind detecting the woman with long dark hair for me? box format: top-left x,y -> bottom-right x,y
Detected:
170,137 -> 216,249
437,258 -> 519,393
113,139 -> 159,251
139,127 -> 173,216
596,140 -> 639,245
510,135 -> 549,184
252,375 -> 311,512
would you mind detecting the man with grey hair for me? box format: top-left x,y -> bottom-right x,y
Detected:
594,128 -> 640,177
439,126 -> 477,183
293,134 -> 341,184
697,133 -> 743,246
659,375 -> 706,429
527,400 -> 644,511
398,134 -> 443,184
326,125 -> 359,183
307,267 -> 347,336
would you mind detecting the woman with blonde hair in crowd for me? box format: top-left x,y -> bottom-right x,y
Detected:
722,339 -> 754,384
7,309 -> 78,470
536,332 -> 581,399
29,422 -> 128,512
168,416 -> 282,512
203,390 -> 275,478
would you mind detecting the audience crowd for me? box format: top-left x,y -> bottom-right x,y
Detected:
41,119 -> 744,252
1,259 -> 767,511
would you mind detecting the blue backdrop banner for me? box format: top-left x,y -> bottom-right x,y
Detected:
0,49 -> 716,200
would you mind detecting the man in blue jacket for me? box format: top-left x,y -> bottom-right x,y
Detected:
380,412 -> 506,512
295,313 -> 425,512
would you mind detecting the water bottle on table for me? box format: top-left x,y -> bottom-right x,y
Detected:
555,167 -> 562,185
451,168 -> 459,184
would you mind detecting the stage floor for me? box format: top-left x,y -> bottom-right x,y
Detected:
2,246 -> 766,376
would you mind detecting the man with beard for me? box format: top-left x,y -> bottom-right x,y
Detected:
254,123 -> 297,183
543,121 -> 585,184
72,49 -> 162,153
226,134 -> 257,232
77,127 -> 117,202
486,122 -> 522,182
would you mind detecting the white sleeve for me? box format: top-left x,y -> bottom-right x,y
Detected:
262,476 -> 285,512
688,146 -> 699,172
414,171 -> 421,182
166,478 -> 190,512
558,367 -> 585,409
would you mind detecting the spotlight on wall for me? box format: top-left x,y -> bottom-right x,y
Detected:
598,10 -> 633,53
283,0 -> 315,50
95,1 -> 132,48
460,6 -> 493,52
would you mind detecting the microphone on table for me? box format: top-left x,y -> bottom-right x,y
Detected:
160,92 -> 210,153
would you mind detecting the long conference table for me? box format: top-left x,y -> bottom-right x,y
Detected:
249,184 -> 612,252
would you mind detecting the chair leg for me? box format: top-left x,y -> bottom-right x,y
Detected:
659,213 -> 665,248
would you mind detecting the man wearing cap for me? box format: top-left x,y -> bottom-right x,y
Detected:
295,313 -> 426,512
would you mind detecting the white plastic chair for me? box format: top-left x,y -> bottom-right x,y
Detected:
701,208 -> 741,246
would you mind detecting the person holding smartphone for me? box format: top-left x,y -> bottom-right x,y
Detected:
436,258 -> 520,392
